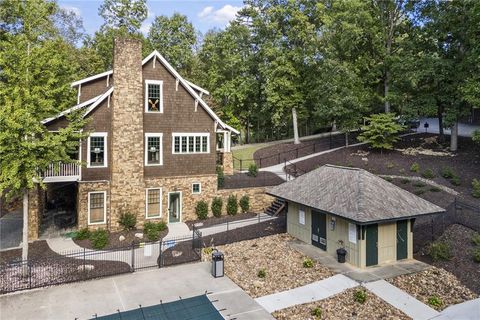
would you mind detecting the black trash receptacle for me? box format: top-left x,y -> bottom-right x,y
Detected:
212,251 -> 224,278
336,248 -> 347,263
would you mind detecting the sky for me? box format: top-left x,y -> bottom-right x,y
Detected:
58,0 -> 245,37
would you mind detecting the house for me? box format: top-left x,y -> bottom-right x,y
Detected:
267,165 -> 445,268
27,37 -> 239,240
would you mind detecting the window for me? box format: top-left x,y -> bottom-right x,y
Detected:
87,132 -> 107,168
146,188 -> 162,218
145,133 -> 163,166
192,183 -> 201,194
145,80 -> 163,113
299,207 -> 305,225
172,133 -> 209,154
88,192 -> 106,225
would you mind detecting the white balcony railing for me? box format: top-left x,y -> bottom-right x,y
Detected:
43,162 -> 80,182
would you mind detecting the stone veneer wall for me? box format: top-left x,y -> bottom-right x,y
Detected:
27,185 -> 45,241
110,38 -> 145,231
221,152 -> 234,176
77,181 -> 110,230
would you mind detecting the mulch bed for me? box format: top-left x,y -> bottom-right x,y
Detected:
273,288 -> 411,320
162,239 -> 201,267
185,212 -> 258,229
223,171 -> 284,189
387,266 -> 477,311
0,240 -> 131,294
287,134 -> 480,205
73,228 -> 169,250
414,224 -> 480,295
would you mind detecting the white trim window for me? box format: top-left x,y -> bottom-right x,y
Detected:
146,188 -> 162,218
192,183 -> 201,194
172,133 -> 209,154
145,133 -> 163,166
87,132 -> 107,168
88,191 -> 106,225
299,207 -> 305,225
145,80 -> 163,113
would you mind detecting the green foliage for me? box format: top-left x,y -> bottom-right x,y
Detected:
303,258 -> 314,268
383,176 -> 393,182
473,248 -> 480,263
248,163 -> 258,177
99,0 -> 148,34
211,197 -> 223,217
216,166 -> 225,188
441,167 -> 455,179
410,163 -> 420,173
226,195 -> 238,216
472,234 -> 480,246
450,176 -> 461,186
202,247 -> 214,256
257,269 -> 266,278
311,307 -> 322,319
89,229 -> 109,250
473,130 -> 480,145
401,178 -> 410,184
413,182 -> 426,188
118,212 -> 137,231
428,296 -> 443,308
353,289 -> 367,304
429,187 -> 441,192
239,195 -> 250,213
358,113 -> 404,150
422,169 -> 436,179
144,221 -> 167,241
386,162 -> 395,169
428,242 -> 452,262
74,228 -> 90,240
195,200 -> 209,220
472,179 -> 480,198
414,189 -> 426,195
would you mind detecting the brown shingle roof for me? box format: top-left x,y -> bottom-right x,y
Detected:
267,165 -> 445,223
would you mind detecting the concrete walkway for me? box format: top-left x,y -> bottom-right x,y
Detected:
163,222 -> 191,239
255,274 -> 358,313
431,298 -> 480,320
364,280 -> 439,320
0,262 -> 274,320
419,118 -> 479,137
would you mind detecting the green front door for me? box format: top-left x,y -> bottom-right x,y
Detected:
396,220 -> 408,260
168,192 -> 182,223
311,210 -> 327,251
366,224 -> 378,267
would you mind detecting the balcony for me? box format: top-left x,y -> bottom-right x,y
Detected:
42,162 -> 80,183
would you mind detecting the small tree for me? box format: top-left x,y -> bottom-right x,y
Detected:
216,166 -> 225,188
226,195 -> 238,215
248,163 -> 258,177
118,211 -> 137,230
195,200 -> 209,220
357,113 -> 404,150
211,197 -> 223,217
239,195 -> 250,213
473,129 -> 480,145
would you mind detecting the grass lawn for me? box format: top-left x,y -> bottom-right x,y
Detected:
232,144 -> 268,170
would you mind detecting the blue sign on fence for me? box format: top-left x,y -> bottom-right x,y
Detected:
164,240 -> 176,249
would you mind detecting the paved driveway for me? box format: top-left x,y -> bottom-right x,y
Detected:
419,118 -> 479,137
0,262 -> 274,320
0,210 -> 22,250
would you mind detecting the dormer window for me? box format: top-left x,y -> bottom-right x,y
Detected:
145,80 -> 163,113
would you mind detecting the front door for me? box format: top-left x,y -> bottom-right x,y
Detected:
366,224 -> 378,267
168,192 -> 182,223
396,220 -> 408,260
311,210 -> 327,251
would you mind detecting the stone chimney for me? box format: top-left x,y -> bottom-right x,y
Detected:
110,38 -> 145,229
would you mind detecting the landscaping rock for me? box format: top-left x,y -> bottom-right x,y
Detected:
118,235 -> 126,242
77,264 -> 94,272
171,250 -> 182,258
134,233 -> 143,239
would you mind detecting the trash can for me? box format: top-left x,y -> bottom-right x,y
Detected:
212,251 -> 224,278
336,248 -> 347,263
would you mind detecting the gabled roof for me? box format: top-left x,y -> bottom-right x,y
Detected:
69,50 -> 237,133
268,165 -> 445,224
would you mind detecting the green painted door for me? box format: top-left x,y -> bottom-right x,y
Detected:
168,192 -> 181,223
396,220 -> 408,260
311,211 -> 327,251
366,224 -> 378,266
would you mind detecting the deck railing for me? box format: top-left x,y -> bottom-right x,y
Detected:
42,162 -> 80,181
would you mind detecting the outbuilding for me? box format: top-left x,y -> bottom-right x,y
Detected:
267,165 -> 445,268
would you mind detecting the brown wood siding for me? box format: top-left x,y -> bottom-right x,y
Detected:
142,58 -> 216,177
79,77 -> 112,103
45,117 -> 70,131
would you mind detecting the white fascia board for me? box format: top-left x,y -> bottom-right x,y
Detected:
185,80 -> 210,96
83,87 -> 114,118
42,95 -> 102,124
71,70 -> 113,87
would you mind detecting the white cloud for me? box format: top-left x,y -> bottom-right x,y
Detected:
198,5 -> 242,23
140,21 -> 150,35
60,5 -> 81,17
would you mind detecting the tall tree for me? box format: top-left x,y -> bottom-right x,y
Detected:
98,0 -> 147,34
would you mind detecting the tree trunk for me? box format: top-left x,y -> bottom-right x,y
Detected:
437,106 -> 445,142
345,131 -> 349,147
332,120 -> 337,132
450,120 -> 458,152
384,70 -> 391,113
246,120 -> 250,144
22,190 -> 29,276
292,108 -> 300,145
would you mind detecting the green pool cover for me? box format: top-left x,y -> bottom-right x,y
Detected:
92,294 -> 224,320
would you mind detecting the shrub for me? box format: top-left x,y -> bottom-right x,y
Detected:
472,179 -> 480,198
441,167 -> 455,179
144,221 -> 167,241
311,307 -> 322,319
211,197 -> 223,217
89,229 -> 109,249
472,233 -> 480,246
203,247 -> 214,256
118,211 -> 137,231
303,258 -> 314,268
74,228 -> 90,240
401,178 -> 410,184
428,241 -> 452,262
383,176 -> 393,182
353,289 -> 367,304
239,195 -> 250,213
413,181 -> 426,188
357,113 -> 404,150
450,175 -> 461,186
410,162 -> 420,173
386,162 -> 395,169
429,186 -> 441,192
248,163 -> 258,177
195,200 -> 209,220
428,296 -> 443,308
227,195 -> 238,215
422,169 -> 436,179
473,248 -> 480,263
257,269 -> 266,278
473,129 -> 480,144
414,189 -> 425,195
399,168 -> 406,174
216,166 -> 224,188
